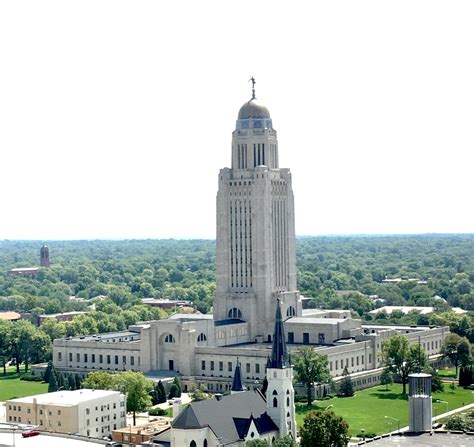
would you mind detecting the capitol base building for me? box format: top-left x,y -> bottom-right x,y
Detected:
52,92 -> 449,397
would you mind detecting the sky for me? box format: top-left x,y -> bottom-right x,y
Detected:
1,1 -> 473,240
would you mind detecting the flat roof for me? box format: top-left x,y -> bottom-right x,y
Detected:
167,313 -> 213,321
8,389 -> 122,406
68,330 -> 140,342
286,317 -> 346,324
362,432 -> 474,446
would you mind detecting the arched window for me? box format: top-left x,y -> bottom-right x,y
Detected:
228,308 -> 242,319
190,441 -> 197,447
273,397 -> 278,407
203,440 -> 208,447
197,333 -> 207,342
286,306 -> 296,317
286,389 -> 290,394
272,390 -> 278,395
287,411 -> 290,417
287,397 -> 290,406
164,334 -> 175,343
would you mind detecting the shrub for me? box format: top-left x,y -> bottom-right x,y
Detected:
20,373 -> 43,382
149,407 -> 168,416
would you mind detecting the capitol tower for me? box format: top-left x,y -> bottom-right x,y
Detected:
213,81 -> 302,341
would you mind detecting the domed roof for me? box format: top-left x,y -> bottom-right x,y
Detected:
238,99 -> 271,120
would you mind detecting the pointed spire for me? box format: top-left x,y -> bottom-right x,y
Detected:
269,298 -> 290,369
231,357 -> 247,393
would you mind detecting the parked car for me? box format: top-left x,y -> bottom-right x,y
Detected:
22,430 -> 40,438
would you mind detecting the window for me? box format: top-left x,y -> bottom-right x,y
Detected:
69,353 -> 72,362
255,364 -> 260,374
91,354 -> 95,363
122,356 -> 126,365
210,361 -> 214,371
303,333 -> 310,344
107,355 -> 111,364
130,356 -> 135,366
58,352 -> 62,361
286,306 -> 296,317
197,333 -> 207,342
190,441 -> 197,447
273,397 -> 278,407
219,361 -> 223,371
201,360 -> 206,370
58,410 -> 61,416
76,353 -> 80,362
288,332 -> 294,343
164,334 -> 175,343
318,333 -> 325,344
99,354 -> 103,363
115,355 -> 119,365
335,360 -> 338,370
228,362 -> 232,372
246,363 -> 251,373
227,308 -> 242,319
58,421 -> 61,426
84,353 -> 88,362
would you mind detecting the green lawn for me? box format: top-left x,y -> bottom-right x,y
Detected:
296,383 -> 474,437
437,367 -> 457,379
0,372 -> 48,401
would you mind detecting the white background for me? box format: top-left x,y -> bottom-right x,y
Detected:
1,1 -> 473,239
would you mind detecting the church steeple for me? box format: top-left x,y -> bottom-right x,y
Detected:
265,298 -> 296,439
269,299 -> 290,369
231,358 -> 247,394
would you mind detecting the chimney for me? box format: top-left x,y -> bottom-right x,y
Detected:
172,398 -> 182,418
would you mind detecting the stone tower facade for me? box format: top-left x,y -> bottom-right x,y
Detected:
266,299 -> 297,439
40,245 -> 50,267
213,92 -> 302,340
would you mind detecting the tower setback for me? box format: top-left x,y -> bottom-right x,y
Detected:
214,89 -> 302,340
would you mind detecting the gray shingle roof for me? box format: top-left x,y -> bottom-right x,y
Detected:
172,390 -> 278,442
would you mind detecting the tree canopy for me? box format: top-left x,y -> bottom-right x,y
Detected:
293,347 -> 331,406
299,409 -> 350,447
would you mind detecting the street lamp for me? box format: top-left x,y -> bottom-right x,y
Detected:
436,399 -> 449,414
385,415 -> 400,434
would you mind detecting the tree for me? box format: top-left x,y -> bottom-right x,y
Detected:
172,377 -> 182,397
381,335 -> 428,394
48,369 -> 58,392
299,410 -> 350,447
67,374 -> 76,390
189,383 -> 208,401
44,360 -> 54,384
338,366 -> 354,397
273,435 -> 298,446
0,321 -> 12,375
245,440 -> 269,447
83,371 -> 117,390
459,365 -> 473,387
380,369 -> 393,391
441,333 -> 472,376
75,373 -> 82,390
114,371 -> 154,426
151,380 -> 167,405
425,367 -> 444,392
293,347 -> 331,406
168,383 -> 180,399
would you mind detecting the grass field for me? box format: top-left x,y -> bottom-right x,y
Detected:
0,372 -> 48,401
438,367 -> 457,379
296,383 -> 474,437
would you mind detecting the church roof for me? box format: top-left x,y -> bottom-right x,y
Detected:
231,359 -> 247,393
269,299 -> 290,369
172,390 -> 277,441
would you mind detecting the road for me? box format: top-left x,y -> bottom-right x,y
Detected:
0,431 -> 104,447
